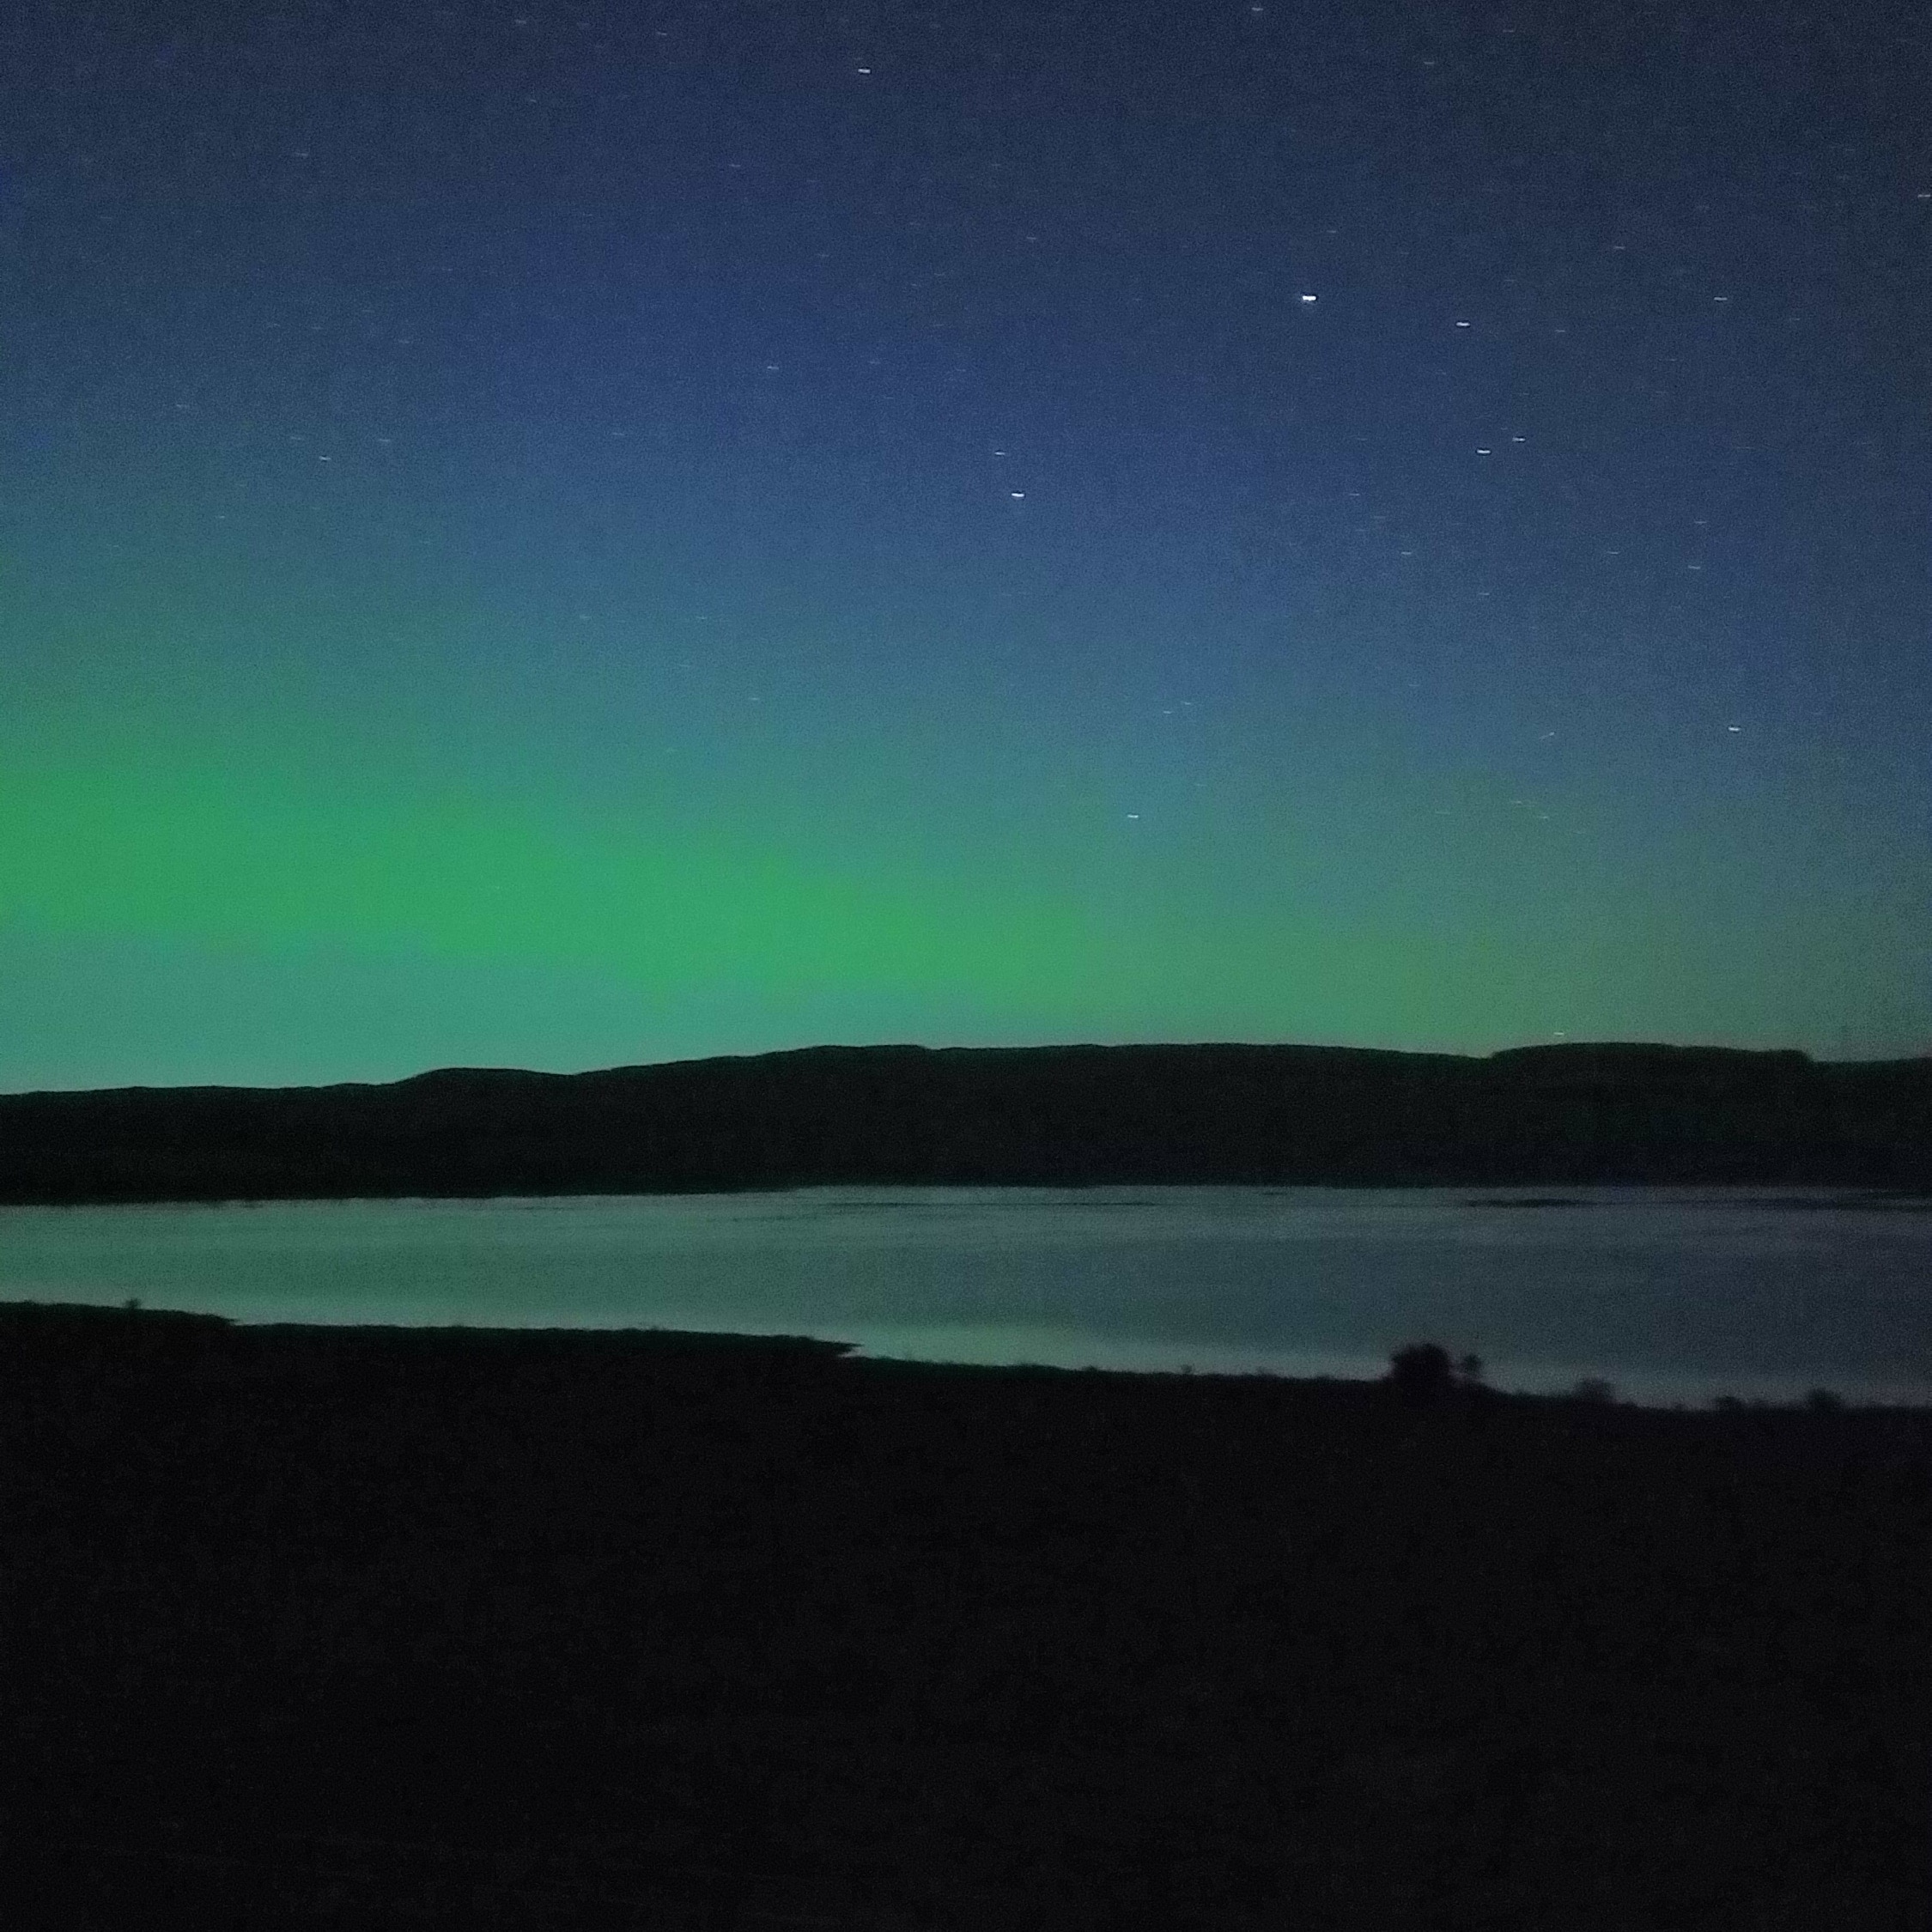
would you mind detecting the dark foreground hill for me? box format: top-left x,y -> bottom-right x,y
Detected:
3,1303 -> 1925,1929
3,1040 -> 1929,1201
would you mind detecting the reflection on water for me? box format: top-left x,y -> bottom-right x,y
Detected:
1,1186 -> 1927,1407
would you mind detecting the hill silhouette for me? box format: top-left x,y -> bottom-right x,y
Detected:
2,1040 -> 1928,1202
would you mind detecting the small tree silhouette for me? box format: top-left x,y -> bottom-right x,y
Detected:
1388,1342 -> 1455,1408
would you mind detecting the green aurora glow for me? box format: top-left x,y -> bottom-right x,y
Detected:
3,541 -> 1918,1086
2,0 -> 1926,1086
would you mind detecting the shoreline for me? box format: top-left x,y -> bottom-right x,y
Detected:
6,1297 -> 1928,1415
4,1303 -> 1927,1927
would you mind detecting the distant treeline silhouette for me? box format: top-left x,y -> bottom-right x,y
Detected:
1,1041 -> 1928,1203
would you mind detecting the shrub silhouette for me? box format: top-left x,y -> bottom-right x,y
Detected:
1388,1342 -> 1455,1408
1569,1376 -> 1618,1405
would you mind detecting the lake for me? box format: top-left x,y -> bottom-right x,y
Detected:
3,1185 -> 1928,1407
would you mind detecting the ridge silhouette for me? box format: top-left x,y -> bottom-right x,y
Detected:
2,1041 -> 1927,1201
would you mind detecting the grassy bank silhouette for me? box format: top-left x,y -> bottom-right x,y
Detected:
3,1303 -> 1925,1928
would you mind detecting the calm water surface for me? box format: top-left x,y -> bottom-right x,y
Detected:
3,1186 -> 1928,1407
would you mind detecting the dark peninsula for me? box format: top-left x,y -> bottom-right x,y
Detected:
3,1039 -> 1929,1202
3,1303 -> 1926,1929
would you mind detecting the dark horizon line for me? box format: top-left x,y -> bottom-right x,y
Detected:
8,1033 -> 1926,1102
7,1037 -> 1928,1202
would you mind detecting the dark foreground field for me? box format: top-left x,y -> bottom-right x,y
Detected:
3,1305 -> 1926,1929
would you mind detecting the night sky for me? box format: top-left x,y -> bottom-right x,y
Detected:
2,0 -> 1927,1089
